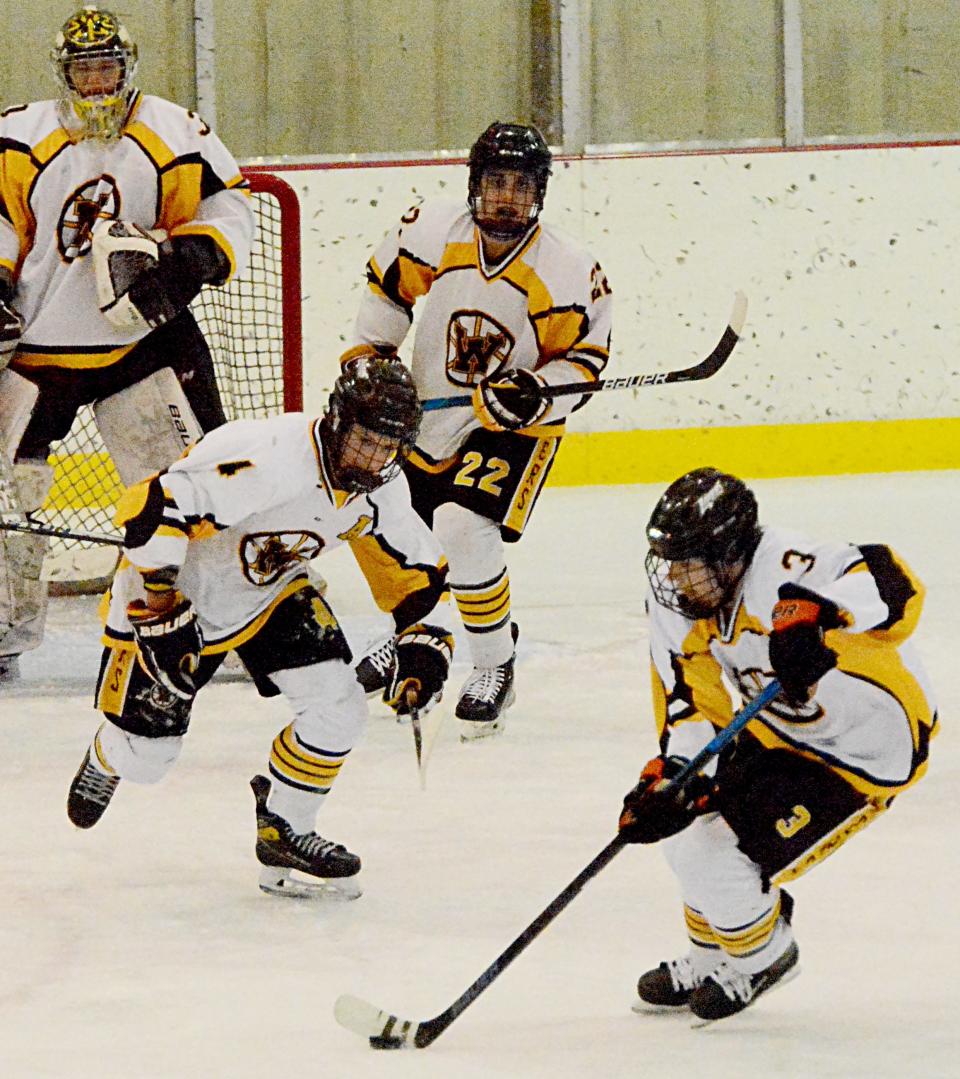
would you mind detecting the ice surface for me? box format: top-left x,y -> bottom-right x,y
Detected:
2,475 -> 957,1078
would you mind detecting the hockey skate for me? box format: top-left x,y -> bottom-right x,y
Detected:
689,941 -> 800,1022
0,654 -> 21,685
354,634 -> 394,697
635,890 -> 795,1016
67,750 -> 120,829
250,774 -> 362,901
456,623 -> 519,741
633,954 -> 710,1012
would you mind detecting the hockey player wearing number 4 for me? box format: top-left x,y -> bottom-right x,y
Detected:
344,121 -> 613,739
618,468 -> 936,1021
66,358 -> 455,898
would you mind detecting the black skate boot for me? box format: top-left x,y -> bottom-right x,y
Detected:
0,653 -> 21,685
354,635 -> 395,697
634,954 -> 709,1011
250,775 -> 361,900
456,623 -> 519,740
689,941 -> 800,1021
67,750 -> 120,829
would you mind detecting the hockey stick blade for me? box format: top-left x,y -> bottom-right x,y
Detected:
334,993 -> 439,1049
421,291 -> 747,411
333,679 -> 779,1051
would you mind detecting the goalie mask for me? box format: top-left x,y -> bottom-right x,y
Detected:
52,5 -> 139,141
322,356 -> 421,494
645,468 -> 761,619
468,122 -> 552,241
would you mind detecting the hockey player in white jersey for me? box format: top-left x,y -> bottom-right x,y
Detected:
0,5 -> 253,682
343,121 -> 613,738
66,358 -> 455,898
616,467 -> 936,1020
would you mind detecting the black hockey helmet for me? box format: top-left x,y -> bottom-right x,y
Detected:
645,467 -> 761,618
467,122 -> 552,238
52,5 -> 138,140
323,354 -> 421,493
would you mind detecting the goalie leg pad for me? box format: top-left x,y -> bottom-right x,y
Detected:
94,367 -> 203,486
0,461 -> 53,654
0,368 -> 39,460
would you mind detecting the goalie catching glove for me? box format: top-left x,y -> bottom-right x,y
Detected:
618,755 -> 716,844
768,582 -> 845,702
93,219 -> 230,331
128,592 -> 203,700
383,624 -> 454,715
472,369 -> 550,431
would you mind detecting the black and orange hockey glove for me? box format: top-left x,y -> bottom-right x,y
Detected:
769,582 -> 844,702
618,755 -> 716,844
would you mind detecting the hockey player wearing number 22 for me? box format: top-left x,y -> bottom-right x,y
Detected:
66,359 -> 455,898
0,5 -> 253,683
344,122 -> 613,739
618,468 -> 937,1021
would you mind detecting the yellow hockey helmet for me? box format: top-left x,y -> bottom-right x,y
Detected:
51,5 -> 139,140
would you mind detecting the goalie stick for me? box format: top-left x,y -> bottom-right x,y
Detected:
0,518 -> 124,547
421,290 -> 747,412
334,677 -> 782,1050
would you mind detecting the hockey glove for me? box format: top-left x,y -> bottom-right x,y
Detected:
384,624 -> 454,715
473,369 -> 550,431
0,269 -> 23,360
618,755 -> 716,845
769,582 -> 844,702
128,592 -> 203,700
339,343 -> 402,375
127,234 -> 230,330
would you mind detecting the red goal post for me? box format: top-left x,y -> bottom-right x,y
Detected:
39,168 -> 304,592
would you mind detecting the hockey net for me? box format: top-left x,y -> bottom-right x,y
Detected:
38,170 -> 302,593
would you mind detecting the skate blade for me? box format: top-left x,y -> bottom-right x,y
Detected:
689,964 -> 801,1028
258,866 -> 362,901
458,718 -> 504,743
631,999 -> 691,1015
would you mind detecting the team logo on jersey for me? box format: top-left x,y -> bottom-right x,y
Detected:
240,531 -> 324,587
58,176 -> 121,261
445,310 -> 515,386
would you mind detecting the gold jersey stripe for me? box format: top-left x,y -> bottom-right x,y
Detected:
349,532 -> 439,615
171,222 -> 238,281
201,577 -> 313,653
12,341 -> 138,370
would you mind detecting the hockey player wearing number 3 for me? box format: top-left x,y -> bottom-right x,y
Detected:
343,122 -> 613,739
0,5 -> 253,683
617,468 -> 936,1021
66,359 -> 455,898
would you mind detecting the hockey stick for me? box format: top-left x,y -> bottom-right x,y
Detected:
421,291 -> 747,412
0,518 -> 124,547
334,677 -> 781,1050
405,689 -> 427,791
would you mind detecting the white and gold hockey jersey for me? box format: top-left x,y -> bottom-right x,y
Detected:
104,413 -> 452,652
0,93 -> 252,370
649,526 -> 937,800
343,199 -> 613,461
